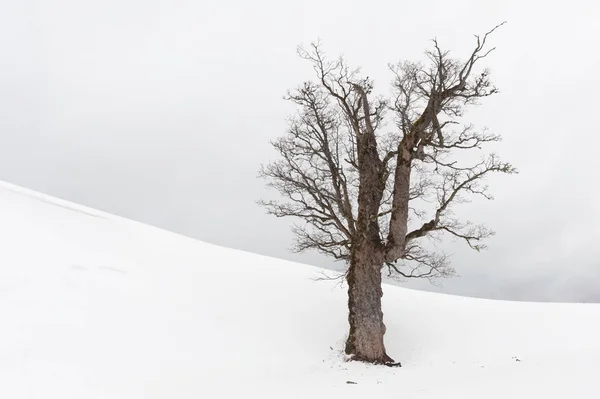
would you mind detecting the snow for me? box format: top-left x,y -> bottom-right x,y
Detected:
1,180 -> 599,398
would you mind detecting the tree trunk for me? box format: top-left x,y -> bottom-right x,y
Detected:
344,242 -> 394,364
343,84 -> 397,365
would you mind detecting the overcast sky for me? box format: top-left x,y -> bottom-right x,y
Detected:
2,0 -> 599,302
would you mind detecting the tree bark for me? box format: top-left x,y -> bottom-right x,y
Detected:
385,139 -> 413,262
340,84 -> 396,365
344,241 -> 394,364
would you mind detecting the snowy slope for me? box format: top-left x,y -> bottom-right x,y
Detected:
1,180 -> 599,398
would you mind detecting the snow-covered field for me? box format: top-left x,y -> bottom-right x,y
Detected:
1,180 -> 599,398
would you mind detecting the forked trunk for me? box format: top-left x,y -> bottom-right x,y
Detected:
344,243 -> 395,365
343,83 -> 399,366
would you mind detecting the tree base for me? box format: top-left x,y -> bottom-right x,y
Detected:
385,361 -> 402,368
346,352 -> 402,367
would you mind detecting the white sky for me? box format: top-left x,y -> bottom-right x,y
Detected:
2,0 -> 599,301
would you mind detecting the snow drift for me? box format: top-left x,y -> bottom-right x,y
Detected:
1,180 -> 599,398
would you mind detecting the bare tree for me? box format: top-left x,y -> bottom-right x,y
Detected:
259,23 -> 516,365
